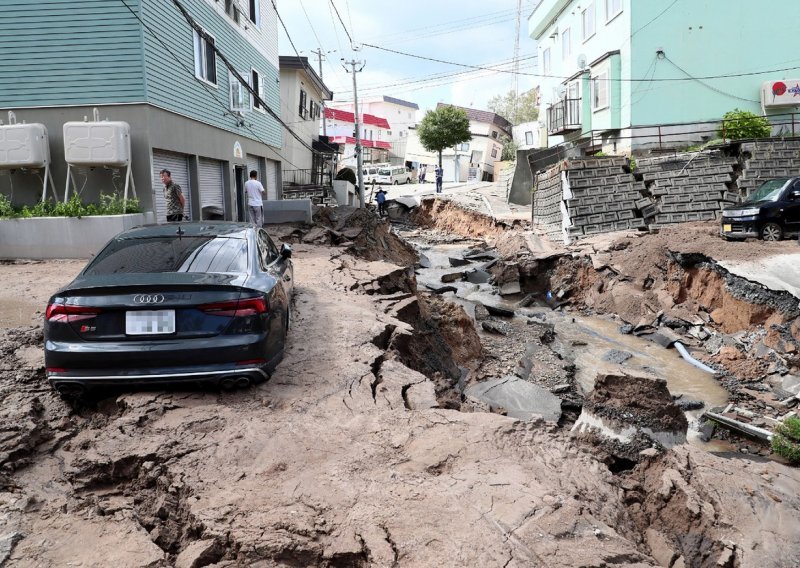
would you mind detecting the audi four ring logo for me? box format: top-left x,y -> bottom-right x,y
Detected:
133,294 -> 166,304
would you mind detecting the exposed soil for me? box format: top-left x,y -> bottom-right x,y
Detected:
2,208 -> 800,567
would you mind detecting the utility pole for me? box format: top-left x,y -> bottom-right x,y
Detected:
343,59 -> 366,208
310,48 -> 335,137
310,48 -> 326,79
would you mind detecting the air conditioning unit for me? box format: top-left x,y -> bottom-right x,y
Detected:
762,80 -> 800,108
0,123 -> 50,169
63,120 -> 131,167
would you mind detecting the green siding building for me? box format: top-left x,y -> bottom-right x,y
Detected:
0,0 -> 284,220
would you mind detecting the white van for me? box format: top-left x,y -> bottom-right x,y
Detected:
362,166 -> 380,184
376,166 -> 411,185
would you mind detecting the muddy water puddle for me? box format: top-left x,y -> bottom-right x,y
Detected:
410,238 -> 730,446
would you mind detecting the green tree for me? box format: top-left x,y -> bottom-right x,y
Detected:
417,106 -> 472,167
772,415 -> 800,464
501,139 -> 518,161
487,88 -> 540,126
719,109 -> 772,140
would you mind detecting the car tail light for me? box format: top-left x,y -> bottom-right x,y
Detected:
199,297 -> 268,317
46,367 -> 66,373
46,303 -> 102,322
236,359 -> 267,366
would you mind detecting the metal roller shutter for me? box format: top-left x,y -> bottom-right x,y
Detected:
246,153 -> 264,182
198,157 -> 224,219
265,159 -> 279,201
152,150 -> 192,222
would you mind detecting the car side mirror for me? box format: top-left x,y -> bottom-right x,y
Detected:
791,190 -> 800,199
280,244 -> 292,259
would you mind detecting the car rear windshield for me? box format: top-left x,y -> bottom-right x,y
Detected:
746,178 -> 790,203
378,169 -> 391,175
83,236 -> 249,275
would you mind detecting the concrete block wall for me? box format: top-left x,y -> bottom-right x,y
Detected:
532,164 -> 565,242
635,151 -> 739,229
739,139 -> 800,197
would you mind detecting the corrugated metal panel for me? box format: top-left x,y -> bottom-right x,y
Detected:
141,0 -> 282,148
246,154 -> 264,182
198,157 -> 224,219
265,159 -> 278,201
152,150 -> 192,222
0,1 -> 146,107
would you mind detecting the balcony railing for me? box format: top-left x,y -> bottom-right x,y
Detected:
282,168 -> 332,188
547,98 -> 582,135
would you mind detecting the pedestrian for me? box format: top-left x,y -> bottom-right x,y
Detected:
245,170 -> 266,227
376,188 -> 387,217
160,169 -> 185,222
435,164 -> 443,193
419,164 -> 427,184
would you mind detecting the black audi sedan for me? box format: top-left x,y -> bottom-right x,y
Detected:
720,177 -> 800,241
44,222 -> 293,398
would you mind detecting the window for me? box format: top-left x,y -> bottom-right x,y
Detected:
568,81 -> 580,99
257,230 -> 279,269
310,102 -> 321,120
543,48 -> 551,75
491,148 -> 498,158
491,131 -> 498,139
387,130 -> 392,135
582,3 -> 595,40
562,27 -> 571,60
298,89 -> 308,119
592,72 -> 609,110
229,72 -> 248,112
224,0 -> 240,24
251,69 -> 262,110
459,143 -> 469,151
193,29 -> 217,85
248,0 -> 260,25
525,131 -> 534,145
605,0 -> 622,22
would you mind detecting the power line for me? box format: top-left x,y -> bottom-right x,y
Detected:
328,0 -> 354,46
117,0 -> 305,169
362,41 -> 800,83
664,56 -> 760,104
630,0 -> 680,39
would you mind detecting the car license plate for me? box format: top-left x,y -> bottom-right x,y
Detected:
723,224 -> 732,233
126,310 -> 175,335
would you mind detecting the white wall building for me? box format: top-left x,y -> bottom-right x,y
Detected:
327,96 -> 419,162
405,104 -> 512,183
513,121 -> 543,150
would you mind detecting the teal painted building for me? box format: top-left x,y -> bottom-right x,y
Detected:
529,0 -> 800,152
0,0 -> 284,220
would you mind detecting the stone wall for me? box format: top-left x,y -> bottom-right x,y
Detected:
738,138 -> 800,197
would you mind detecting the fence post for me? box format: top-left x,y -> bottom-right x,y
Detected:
793,113 -> 796,137
658,126 -> 662,151
722,120 -> 726,144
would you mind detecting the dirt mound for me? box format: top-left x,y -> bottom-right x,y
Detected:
412,198 -> 508,240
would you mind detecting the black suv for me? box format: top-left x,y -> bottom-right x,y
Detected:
720,177 -> 800,241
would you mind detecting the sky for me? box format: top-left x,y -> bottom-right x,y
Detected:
276,0 -> 541,119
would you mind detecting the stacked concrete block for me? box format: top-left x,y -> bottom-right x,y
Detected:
532,164 -> 566,242
739,139 -> 800,197
635,151 -> 739,228
563,157 -> 642,237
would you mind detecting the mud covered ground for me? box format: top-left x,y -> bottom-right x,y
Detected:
2,215 -> 800,567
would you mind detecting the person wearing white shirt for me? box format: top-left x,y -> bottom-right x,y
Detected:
245,170 -> 266,226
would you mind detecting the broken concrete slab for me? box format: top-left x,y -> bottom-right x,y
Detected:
441,271 -> 465,283
404,380 -> 438,410
417,253 -> 432,269
517,293 -> 537,308
463,250 -> 498,262
482,304 -> 515,318
425,284 -> 458,295
602,350 -> 633,365
481,320 -> 512,335
175,539 -> 222,568
464,376 -> 562,422
465,269 -> 491,284
448,257 -> 472,267
649,328 -> 683,348
0,533 -> 22,566
391,195 -> 421,209
498,281 -> 522,296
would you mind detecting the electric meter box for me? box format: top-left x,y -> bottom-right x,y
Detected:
63,121 -> 131,167
0,123 -> 50,168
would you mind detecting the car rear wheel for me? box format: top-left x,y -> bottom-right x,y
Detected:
393,180 -> 399,185
761,222 -> 783,241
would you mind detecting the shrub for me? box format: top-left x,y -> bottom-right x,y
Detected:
0,193 -> 141,219
772,415 -> 800,464
719,109 -> 772,140
335,167 -> 357,186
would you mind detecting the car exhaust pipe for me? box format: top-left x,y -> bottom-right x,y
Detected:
235,376 -> 251,389
220,378 -> 237,390
53,382 -> 87,399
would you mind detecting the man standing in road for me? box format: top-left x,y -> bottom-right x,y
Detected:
435,164 -> 443,194
245,170 -> 266,227
419,164 -> 427,184
375,187 -> 387,217
160,169 -> 185,222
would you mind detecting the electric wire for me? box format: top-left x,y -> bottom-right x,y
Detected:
118,0 -> 307,168
664,56 -> 760,104
328,0 -> 354,46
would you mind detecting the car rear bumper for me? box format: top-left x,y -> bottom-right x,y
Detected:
46,359 -> 273,387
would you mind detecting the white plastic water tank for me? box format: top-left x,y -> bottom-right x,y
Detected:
0,123 -> 50,168
63,121 -> 131,167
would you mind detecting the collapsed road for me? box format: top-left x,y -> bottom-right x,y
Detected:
1,202 -> 800,567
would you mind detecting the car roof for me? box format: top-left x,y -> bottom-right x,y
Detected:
116,222 -> 253,240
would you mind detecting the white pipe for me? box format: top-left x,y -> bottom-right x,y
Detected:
674,341 -> 716,374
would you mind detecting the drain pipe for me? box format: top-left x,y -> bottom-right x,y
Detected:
674,342 -> 717,374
